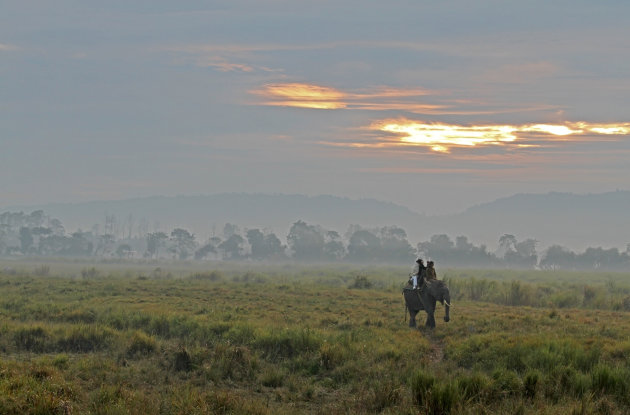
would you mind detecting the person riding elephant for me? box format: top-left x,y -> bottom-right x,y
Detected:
403,277 -> 450,329
409,258 -> 426,289
426,261 -> 437,281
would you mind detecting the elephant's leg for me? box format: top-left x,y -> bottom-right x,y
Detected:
425,299 -> 437,328
409,309 -> 418,327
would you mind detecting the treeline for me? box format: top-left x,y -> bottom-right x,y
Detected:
1,211 -> 630,270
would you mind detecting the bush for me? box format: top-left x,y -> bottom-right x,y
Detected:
457,371 -> 491,402
319,341 -> 348,370
410,369 -> 436,407
173,348 -> 193,372
56,325 -> 114,353
349,275 -> 372,289
259,367 -> 285,388
491,368 -> 522,396
254,328 -> 321,361
189,271 -> 224,281
523,370 -> 540,398
211,344 -> 257,381
14,326 -> 50,353
126,331 -> 157,357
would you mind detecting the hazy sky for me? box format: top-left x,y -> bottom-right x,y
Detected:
2,1 -> 630,215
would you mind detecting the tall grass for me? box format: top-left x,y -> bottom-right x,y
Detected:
1,263 -> 630,414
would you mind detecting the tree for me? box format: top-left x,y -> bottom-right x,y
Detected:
264,233 -> 286,259
49,218 -> 65,236
576,247 -> 626,270
418,234 -> 454,262
195,237 -> 222,260
146,232 -> 168,258
502,237 -> 538,268
19,227 -> 33,254
417,234 -> 499,267
540,245 -> 576,270
323,231 -> 345,261
346,229 -> 380,262
223,223 -> 239,239
66,231 -> 93,256
379,226 -> 415,262
96,234 -> 116,257
116,244 -> 133,258
219,234 -> 245,260
170,228 -> 196,260
246,229 -> 266,260
497,234 -> 517,258
287,220 -> 325,261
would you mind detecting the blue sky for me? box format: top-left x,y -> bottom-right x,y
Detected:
2,1 -> 630,214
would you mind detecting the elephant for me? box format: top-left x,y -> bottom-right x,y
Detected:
403,279 -> 451,329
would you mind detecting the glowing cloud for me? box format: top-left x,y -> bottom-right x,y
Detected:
367,119 -> 630,153
253,83 -> 347,109
251,82 -> 443,112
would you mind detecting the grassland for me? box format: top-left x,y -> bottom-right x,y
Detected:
1,260 -> 630,414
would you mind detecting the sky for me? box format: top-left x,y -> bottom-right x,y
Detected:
2,1 -> 630,215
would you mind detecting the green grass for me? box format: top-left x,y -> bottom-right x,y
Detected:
1,261 -> 630,414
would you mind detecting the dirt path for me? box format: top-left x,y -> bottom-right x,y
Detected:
425,331 -> 445,365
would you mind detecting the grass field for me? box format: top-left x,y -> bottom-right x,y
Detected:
1,260 -> 630,414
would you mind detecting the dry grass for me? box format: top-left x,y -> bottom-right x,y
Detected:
1,262 -> 630,414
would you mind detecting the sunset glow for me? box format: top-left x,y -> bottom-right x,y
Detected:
369,120 -> 630,153
252,82 -> 442,112
253,83 -> 347,109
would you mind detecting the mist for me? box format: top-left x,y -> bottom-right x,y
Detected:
2,191 -> 629,271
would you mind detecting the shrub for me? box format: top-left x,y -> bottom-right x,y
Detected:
14,326 -> 50,353
173,348 -> 193,372
591,364 -> 630,403
56,325 -> 114,353
457,371 -> 491,402
358,379 -> 402,413
189,271 -> 224,281
81,267 -> 100,279
212,344 -> 257,381
523,370 -> 540,398
259,367 -> 285,388
254,328 -> 321,361
33,265 -> 50,276
349,275 -> 372,289
126,331 -> 157,357
318,341 -> 348,370
410,369 -> 436,407
491,368 -> 522,396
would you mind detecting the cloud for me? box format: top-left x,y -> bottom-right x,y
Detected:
359,119 -> 630,153
251,81 -> 562,116
251,82 -> 451,112
0,43 -> 19,51
194,56 -> 255,72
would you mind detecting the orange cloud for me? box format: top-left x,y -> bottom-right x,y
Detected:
251,82 -> 446,112
251,82 -> 557,115
366,119 -> 630,153
253,83 -> 347,109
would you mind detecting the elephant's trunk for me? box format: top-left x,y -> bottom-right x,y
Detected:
443,291 -> 451,323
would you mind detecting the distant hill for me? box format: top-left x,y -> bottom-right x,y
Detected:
3,191 -> 630,251
433,191 -> 630,251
